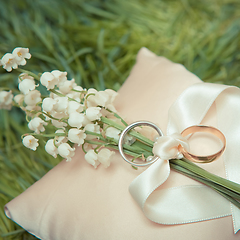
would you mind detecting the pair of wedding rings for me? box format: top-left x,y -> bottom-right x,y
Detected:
118,121 -> 226,167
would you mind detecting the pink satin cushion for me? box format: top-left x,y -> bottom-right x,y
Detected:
5,48 -> 240,240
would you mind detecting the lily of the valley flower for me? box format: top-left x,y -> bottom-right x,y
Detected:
84,149 -> 100,168
58,143 -> 75,162
0,90 -> 13,110
51,112 -> 68,128
12,47 -> 31,65
82,143 -> 96,152
67,101 -> 84,115
86,107 -> 102,121
104,89 -> 118,111
40,72 -> 58,90
22,135 -> 39,151
25,105 -> 41,113
105,127 -> 121,141
84,123 -> 101,140
18,78 -> 37,95
66,86 -> 84,102
97,148 -> 115,168
1,53 -> 18,72
14,94 -> 24,105
58,78 -> 77,94
54,97 -> 69,113
0,47 -> 31,72
45,139 -> 58,158
86,91 -> 109,108
51,70 -> 67,84
28,117 -> 47,134
54,129 -> 67,146
68,112 -> 86,128
68,128 -> 86,146
24,90 -> 41,106
18,73 -> 34,81
42,97 -> 58,113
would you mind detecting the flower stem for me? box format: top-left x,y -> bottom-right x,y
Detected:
105,108 -> 128,126
101,117 -> 154,146
170,161 -> 240,209
84,139 -> 140,158
170,159 -> 240,194
16,68 -> 40,80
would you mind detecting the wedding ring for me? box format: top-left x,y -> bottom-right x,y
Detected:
119,121 -> 226,166
118,121 -> 163,167
179,125 -> 226,163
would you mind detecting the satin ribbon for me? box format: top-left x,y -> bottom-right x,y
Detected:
152,133 -> 189,160
129,82 -> 240,234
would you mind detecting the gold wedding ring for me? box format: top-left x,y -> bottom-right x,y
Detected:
179,125 -> 226,163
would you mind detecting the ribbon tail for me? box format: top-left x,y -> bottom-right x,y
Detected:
144,185 -> 231,224
129,158 -> 232,225
215,88 -> 240,234
129,158 -> 170,213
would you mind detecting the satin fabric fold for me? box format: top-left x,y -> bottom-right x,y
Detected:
129,82 -> 240,234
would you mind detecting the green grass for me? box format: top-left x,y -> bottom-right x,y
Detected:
0,0 -> 240,239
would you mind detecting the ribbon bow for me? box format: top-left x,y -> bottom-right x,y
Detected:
153,133 -> 189,160
129,82 -> 240,234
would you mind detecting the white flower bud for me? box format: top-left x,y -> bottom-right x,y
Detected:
104,89 -> 118,102
45,139 -> 58,158
84,149 -> 100,168
54,97 -> 69,113
86,107 -> 102,121
1,53 -> 18,72
12,47 -> 31,66
0,90 -> 13,110
58,78 -> 77,94
18,78 -> 36,94
87,88 -> 98,95
49,92 -> 58,99
98,148 -> 115,168
40,72 -> 58,90
104,89 -> 118,111
22,135 -> 39,151
18,73 -> 34,82
87,91 -> 109,108
51,112 -> 68,128
68,128 -> 86,146
51,70 -> 67,84
105,127 -> 121,141
74,86 -> 84,92
25,105 -> 41,112
82,143 -> 95,152
55,129 -> 67,146
24,90 -> 41,106
67,101 -> 84,115
42,97 -> 57,113
68,112 -> 86,129
84,123 -> 101,140
14,94 -> 24,105
28,117 -> 47,134
58,143 -> 75,162
86,89 -> 118,110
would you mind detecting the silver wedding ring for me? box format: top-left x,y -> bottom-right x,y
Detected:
118,121 -> 163,167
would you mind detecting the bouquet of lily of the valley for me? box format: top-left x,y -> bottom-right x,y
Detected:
1,47 -> 240,212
